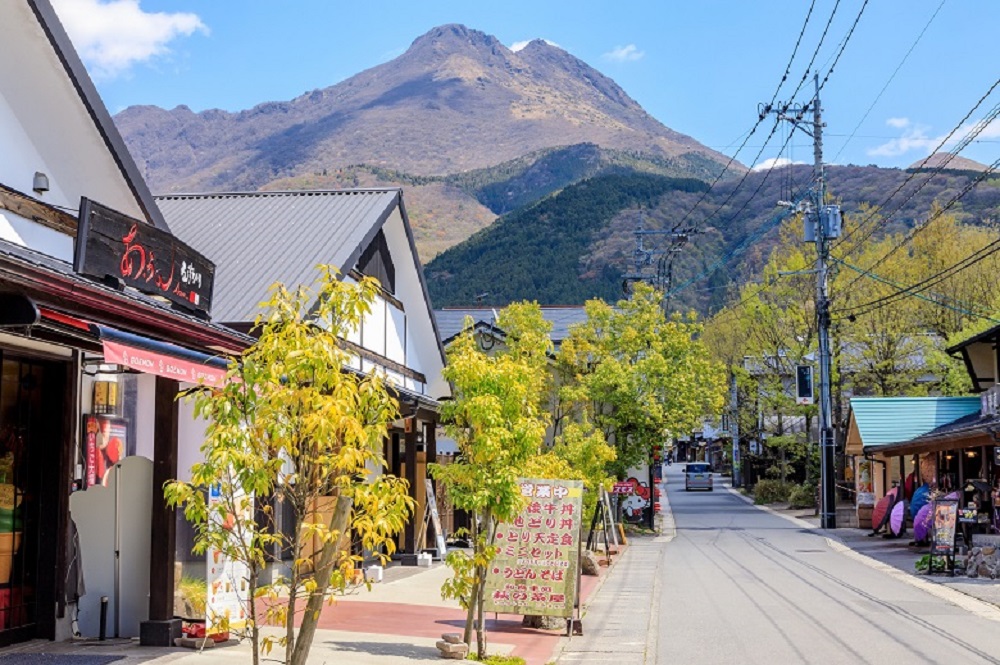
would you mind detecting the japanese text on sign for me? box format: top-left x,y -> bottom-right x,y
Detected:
484,479 -> 583,618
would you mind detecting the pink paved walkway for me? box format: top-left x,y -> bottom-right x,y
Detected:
259,556 -> 608,664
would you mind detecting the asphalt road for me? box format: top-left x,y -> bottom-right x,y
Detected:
658,464 -> 1000,665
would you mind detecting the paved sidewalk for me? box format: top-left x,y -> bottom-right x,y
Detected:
553,481 -> 671,665
0,545 -> 614,665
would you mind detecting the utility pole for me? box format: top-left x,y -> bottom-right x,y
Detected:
729,373 -> 741,488
760,73 -> 840,528
811,74 -> 837,529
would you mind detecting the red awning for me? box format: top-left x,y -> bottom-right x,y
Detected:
101,339 -> 228,388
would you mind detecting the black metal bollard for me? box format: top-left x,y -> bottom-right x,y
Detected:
99,596 -> 108,641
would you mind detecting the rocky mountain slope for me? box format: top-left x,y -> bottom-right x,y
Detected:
116,24 -> 734,195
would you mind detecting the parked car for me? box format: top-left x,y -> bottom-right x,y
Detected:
685,463 -> 713,491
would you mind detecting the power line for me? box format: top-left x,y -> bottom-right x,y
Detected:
665,184 -> 816,298
830,0 -> 945,163
833,77 -> 1000,256
837,100 -> 1000,263
835,232 -> 1000,317
669,0 -> 819,233
834,153 -> 1000,298
831,257 -> 1000,324
818,0 -> 871,93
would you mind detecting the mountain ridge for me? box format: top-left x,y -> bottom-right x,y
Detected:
115,23 -> 736,195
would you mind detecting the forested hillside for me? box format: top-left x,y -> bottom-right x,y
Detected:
425,173 -> 710,306
425,164 -> 1000,312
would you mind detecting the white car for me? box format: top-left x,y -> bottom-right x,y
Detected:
684,463 -> 713,491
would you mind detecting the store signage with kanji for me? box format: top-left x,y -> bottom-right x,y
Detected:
484,478 -> 583,618
74,198 -> 215,315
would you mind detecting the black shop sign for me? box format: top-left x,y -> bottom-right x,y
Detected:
74,198 -> 214,315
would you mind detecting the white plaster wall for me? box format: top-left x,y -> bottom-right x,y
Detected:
363,296 -> 388,357
0,210 -> 74,260
133,374 -> 156,461
177,389 -> 209,484
0,3 -> 146,221
381,208 -> 448,399
386,303 -> 406,365
0,89 -> 70,205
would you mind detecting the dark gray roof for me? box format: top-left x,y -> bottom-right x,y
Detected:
156,189 -> 401,323
434,306 -> 589,345
27,0 -> 169,230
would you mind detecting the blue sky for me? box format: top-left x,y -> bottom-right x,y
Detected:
52,0 -> 999,171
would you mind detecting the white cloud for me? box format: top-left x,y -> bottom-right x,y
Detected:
752,157 -> 804,172
602,44 -> 644,63
51,0 -> 207,80
869,114 -> 1000,158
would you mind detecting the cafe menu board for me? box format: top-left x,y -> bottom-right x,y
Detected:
484,479 -> 583,618
206,483 -> 252,636
931,499 -> 959,557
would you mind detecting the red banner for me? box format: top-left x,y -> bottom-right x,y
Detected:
102,340 -> 227,387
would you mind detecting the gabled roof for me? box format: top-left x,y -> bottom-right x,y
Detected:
846,396 -> 981,455
9,0 -> 169,229
157,189 -> 406,323
157,188 -> 448,372
435,306 -> 589,346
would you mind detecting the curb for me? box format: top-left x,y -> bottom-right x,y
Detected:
724,483 -> 1000,623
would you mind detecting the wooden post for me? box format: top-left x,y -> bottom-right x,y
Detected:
425,421 -> 437,549
404,417 -> 418,554
148,377 -> 179,621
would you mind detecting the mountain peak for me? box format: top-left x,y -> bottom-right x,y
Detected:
409,24 -> 505,53
116,23 -> 734,193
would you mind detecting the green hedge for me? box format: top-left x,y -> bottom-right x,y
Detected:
788,483 -> 817,509
753,479 -> 792,504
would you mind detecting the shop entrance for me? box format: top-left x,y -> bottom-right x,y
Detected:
0,352 -> 67,645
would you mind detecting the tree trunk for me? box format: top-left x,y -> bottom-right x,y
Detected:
289,496 -> 354,665
463,516 -> 478,646
285,503 -> 302,663
248,568 -> 260,665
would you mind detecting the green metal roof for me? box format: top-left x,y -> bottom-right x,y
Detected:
849,397 -> 981,449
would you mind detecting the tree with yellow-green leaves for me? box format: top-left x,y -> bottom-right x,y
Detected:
703,201 -> 999,485
557,282 -> 727,478
430,301 -> 553,659
164,266 -> 414,665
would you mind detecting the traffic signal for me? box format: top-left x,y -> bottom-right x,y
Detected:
796,365 -> 814,405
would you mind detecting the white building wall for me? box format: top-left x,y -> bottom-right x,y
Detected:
0,90 -> 69,205
379,208 -> 448,399
177,389 -> 209,484
386,302 -> 406,365
363,295 -> 388,357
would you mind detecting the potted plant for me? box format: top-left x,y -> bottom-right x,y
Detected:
0,452 -> 22,585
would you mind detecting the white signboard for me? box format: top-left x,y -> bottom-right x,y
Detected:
206,484 -> 252,635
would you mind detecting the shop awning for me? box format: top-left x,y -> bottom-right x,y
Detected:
848,397 -> 981,456
96,325 -> 230,387
31,304 -> 233,387
863,411 -> 1000,457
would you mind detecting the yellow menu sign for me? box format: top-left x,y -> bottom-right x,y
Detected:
484,478 -> 583,618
